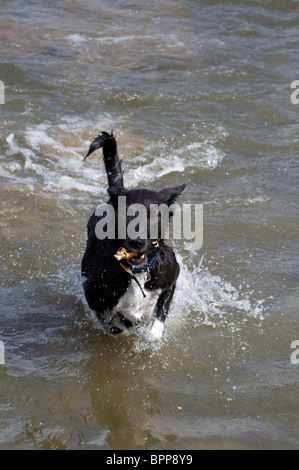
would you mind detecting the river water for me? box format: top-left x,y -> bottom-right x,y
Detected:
0,0 -> 298,450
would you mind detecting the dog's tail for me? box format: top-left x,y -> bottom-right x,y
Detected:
84,131 -> 124,189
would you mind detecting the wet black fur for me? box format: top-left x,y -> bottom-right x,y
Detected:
81,131 -> 185,335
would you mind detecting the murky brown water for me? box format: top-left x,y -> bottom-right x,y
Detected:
0,0 -> 298,450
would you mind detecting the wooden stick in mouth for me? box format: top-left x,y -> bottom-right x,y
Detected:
114,241 -> 159,261
114,247 -> 138,261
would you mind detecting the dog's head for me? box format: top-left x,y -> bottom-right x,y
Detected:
108,184 -> 185,267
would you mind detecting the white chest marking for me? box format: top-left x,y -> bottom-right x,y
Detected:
111,272 -> 161,324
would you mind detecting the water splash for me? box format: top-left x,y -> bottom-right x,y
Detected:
2,117 -> 227,200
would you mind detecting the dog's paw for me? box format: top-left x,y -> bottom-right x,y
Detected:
146,319 -> 165,342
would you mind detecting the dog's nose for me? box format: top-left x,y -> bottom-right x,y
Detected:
127,238 -> 147,252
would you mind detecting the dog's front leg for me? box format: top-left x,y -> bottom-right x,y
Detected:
146,284 -> 176,342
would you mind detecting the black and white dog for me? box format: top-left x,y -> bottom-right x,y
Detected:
81,132 -> 185,341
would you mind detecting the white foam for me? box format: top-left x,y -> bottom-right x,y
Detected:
67,34 -> 87,46
2,116 -> 117,198
2,118 -> 228,203
57,175 -> 105,195
25,127 -> 61,152
175,141 -> 225,170
67,32 -> 185,49
167,253 -> 265,333
125,154 -> 185,187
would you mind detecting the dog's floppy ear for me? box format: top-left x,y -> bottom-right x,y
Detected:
159,184 -> 186,206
